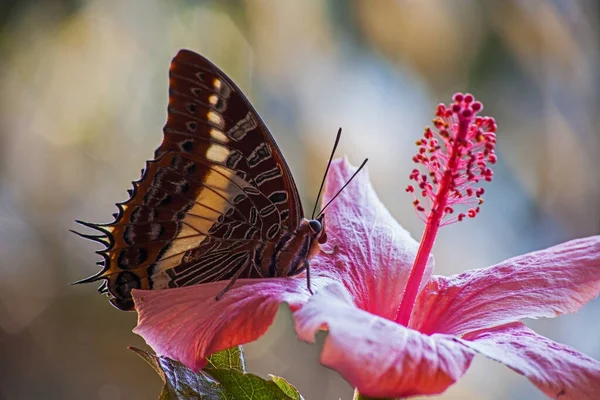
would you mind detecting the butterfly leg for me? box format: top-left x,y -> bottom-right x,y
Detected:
215,265 -> 247,301
305,260 -> 314,295
320,244 -> 339,256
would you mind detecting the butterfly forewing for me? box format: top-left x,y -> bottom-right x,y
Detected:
78,50 -> 303,310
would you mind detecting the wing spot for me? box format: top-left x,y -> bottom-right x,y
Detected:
181,140 -> 194,152
268,191 -> 288,204
114,271 -> 142,299
207,111 -> 223,127
247,143 -> 271,167
255,167 -> 282,186
206,144 -> 230,162
186,121 -> 197,132
266,224 -> 280,239
227,112 -> 258,141
260,204 -> 277,217
210,129 -> 229,143
233,194 -> 246,204
244,186 -> 261,196
225,151 -> 243,169
249,207 -> 258,225
117,247 -> 148,269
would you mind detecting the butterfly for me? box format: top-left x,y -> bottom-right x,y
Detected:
74,49 -> 342,311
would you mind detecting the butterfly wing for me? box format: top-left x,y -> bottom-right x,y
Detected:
76,50 -> 303,310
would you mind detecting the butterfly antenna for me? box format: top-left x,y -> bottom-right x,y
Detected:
311,127 -> 343,219
316,158 -> 368,219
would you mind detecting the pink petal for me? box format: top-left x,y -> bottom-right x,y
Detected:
313,158 -> 433,321
132,158 -> 426,372
460,322 -> 600,400
293,282 -> 474,398
133,276 -> 333,371
411,236 -> 600,335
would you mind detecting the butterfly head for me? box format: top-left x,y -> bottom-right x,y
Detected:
305,213 -> 328,247
295,216 -> 328,266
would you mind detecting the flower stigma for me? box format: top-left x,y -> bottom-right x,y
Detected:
397,93 -> 498,326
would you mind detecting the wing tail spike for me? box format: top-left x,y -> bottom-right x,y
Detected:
70,272 -> 107,285
75,219 -> 112,233
97,281 -> 109,294
69,229 -> 110,246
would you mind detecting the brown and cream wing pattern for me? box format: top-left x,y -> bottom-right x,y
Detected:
75,50 -> 304,310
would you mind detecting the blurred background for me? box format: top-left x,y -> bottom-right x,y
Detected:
1,0 -> 599,399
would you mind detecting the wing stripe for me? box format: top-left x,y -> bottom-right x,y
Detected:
174,251 -> 248,286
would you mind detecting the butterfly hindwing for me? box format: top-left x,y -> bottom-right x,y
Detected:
77,50 -> 303,310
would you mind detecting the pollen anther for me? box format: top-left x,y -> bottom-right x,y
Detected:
406,92 -> 497,226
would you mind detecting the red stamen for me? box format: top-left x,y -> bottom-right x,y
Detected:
398,93 -> 497,326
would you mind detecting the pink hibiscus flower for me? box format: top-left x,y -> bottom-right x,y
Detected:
132,95 -> 600,399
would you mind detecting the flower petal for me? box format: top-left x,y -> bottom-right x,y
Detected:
132,277 -> 332,371
460,322 -> 600,400
314,158 -> 433,320
411,236 -> 600,335
293,282 -> 474,398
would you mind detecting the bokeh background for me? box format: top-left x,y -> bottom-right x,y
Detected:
1,0 -> 599,399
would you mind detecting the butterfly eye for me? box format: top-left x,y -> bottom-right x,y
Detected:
308,219 -> 322,234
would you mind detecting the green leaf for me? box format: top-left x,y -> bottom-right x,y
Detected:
269,375 -> 304,400
130,346 -> 227,400
131,346 -> 304,400
206,369 -> 292,400
129,346 -> 166,379
206,346 -> 246,373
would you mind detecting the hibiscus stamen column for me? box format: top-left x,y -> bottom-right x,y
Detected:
396,93 -> 497,326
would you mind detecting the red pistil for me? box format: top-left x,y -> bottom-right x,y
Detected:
398,93 -> 497,326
